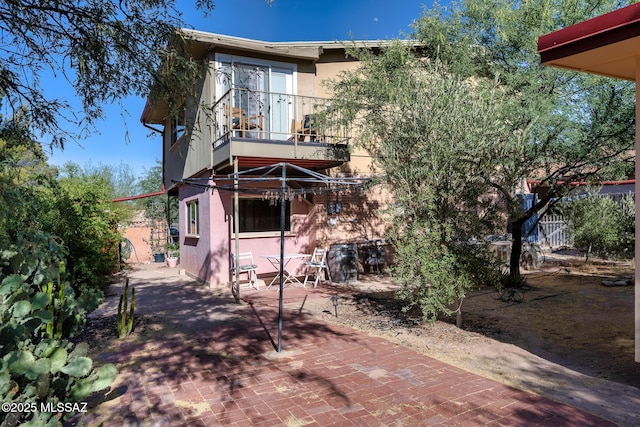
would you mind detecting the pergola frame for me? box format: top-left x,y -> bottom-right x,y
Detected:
179,162 -> 371,352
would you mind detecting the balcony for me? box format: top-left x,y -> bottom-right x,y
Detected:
211,88 -> 351,172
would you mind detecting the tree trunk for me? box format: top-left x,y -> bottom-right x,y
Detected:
509,220 -> 523,286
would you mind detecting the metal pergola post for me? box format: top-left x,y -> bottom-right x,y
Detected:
233,158 -> 240,303
277,165 -> 286,352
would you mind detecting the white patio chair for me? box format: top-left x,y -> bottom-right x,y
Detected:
303,248 -> 332,288
231,251 -> 259,289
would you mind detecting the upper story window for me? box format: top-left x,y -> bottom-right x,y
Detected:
171,116 -> 186,146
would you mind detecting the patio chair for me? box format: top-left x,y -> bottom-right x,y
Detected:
303,248 -> 332,288
231,251 -> 259,289
224,105 -> 263,138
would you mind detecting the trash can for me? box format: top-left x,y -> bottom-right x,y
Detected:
357,239 -> 387,274
328,243 -> 358,283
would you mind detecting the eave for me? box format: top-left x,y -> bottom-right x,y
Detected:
537,2 -> 640,81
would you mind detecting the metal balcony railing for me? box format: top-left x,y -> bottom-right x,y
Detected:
212,88 -> 352,148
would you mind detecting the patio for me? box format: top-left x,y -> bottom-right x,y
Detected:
71,263 -> 632,426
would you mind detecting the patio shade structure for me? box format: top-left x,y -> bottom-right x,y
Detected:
178,162 -> 371,352
537,2 -> 640,362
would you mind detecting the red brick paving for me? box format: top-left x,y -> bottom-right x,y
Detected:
74,272 -> 617,426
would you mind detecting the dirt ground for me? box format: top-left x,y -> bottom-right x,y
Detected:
293,251 -> 638,395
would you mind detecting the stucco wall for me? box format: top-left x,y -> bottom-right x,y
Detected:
179,179 -> 313,287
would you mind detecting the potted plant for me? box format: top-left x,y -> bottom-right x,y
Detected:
165,242 -> 180,267
149,226 -> 165,263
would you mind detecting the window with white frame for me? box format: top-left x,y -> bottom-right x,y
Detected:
186,199 -> 199,236
235,198 -> 290,233
216,54 -> 296,140
171,116 -> 186,145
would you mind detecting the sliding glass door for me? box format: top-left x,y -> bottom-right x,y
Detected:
217,55 -> 295,140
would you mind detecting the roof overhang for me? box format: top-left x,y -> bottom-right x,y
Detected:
537,2 -> 640,81
179,30 -> 322,61
141,30 -> 419,124
177,29 -> 414,61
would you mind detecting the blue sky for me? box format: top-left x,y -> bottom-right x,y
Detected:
46,0 -> 432,179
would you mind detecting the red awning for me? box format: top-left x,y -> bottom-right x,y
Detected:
538,3 -> 640,81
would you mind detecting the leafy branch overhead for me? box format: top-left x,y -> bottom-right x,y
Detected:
0,0 -> 216,147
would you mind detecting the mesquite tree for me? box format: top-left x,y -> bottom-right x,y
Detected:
329,42 -> 512,321
414,0 -> 635,284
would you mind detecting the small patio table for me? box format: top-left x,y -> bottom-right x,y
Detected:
261,253 -> 310,289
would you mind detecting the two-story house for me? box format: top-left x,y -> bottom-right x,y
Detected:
141,30 -> 389,287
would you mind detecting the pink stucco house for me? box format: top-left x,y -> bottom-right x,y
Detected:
538,2 -> 640,362
141,31 -> 389,288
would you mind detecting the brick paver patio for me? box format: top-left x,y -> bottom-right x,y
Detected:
74,265 -> 618,426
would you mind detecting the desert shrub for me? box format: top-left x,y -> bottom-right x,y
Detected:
392,221 -> 501,322
565,191 -> 635,259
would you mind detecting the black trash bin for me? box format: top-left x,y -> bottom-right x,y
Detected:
328,243 -> 358,283
357,239 -> 387,274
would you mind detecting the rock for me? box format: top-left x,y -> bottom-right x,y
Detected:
602,280 -> 632,287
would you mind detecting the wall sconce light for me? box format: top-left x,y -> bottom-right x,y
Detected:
327,195 -> 342,215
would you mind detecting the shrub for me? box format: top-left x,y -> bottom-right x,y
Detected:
566,191 -> 635,259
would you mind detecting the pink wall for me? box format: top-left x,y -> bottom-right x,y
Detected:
122,225 -> 152,263
179,183 -> 213,283
179,183 -> 313,287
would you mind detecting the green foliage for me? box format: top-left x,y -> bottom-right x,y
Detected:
117,279 -> 136,338
1,239 -> 117,426
137,162 -> 177,223
165,242 -> 180,259
563,191 -> 635,259
42,277 -> 103,340
413,0 -> 635,282
1,117 -> 130,291
331,1 -> 636,317
329,41 -> 509,320
0,0 -> 218,147
49,163 -> 126,289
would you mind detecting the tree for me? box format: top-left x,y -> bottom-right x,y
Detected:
413,0 -> 635,285
0,111 -> 59,246
0,118 -> 119,426
329,42 -> 508,321
329,0 -> 636,320
54,162 -> 134,288
1,0 -> 275,147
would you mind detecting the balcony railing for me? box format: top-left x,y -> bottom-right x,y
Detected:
212,88 -> 352,148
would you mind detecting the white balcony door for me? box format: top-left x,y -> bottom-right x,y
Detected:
269,69 -> 291,140
216,54 -> 295,140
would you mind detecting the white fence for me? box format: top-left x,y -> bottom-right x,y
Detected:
535,192 -> 633,249
538,214 -> 573,249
